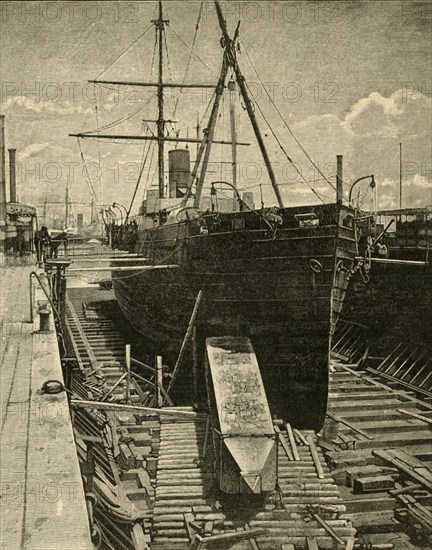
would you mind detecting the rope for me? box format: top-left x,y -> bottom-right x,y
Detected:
166,24 -> 217,78
244,81 -> 329,204
127,139 -> 156,218
242,43 -> 341,197
80,104 -> 145,135
172,1 -> 204,119
95,23 -> 154,80
77,138 -> 98,201
163,29 -> 177,136
127,28 -> 160,216
95,103 -> 102,204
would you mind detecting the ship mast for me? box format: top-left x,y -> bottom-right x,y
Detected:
214,0 -> 284,208
154,1 -> 168,199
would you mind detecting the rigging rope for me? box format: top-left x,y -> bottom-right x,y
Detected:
96,23 -> 154,80
95,102 -> 102,204
172,1 -> 204,119
167,24 -> 217,78
163,30 -> 177,136
77,138 -> 98,201
244,81 -> 328,204
81,104 -> 145,135
241,42 -> 340,197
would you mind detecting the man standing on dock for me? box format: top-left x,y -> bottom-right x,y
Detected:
34,226 -> 51,264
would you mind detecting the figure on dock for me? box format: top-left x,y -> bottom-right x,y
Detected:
34,226 -> 51,263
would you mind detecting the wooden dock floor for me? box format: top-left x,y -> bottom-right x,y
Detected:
0,266 -> 91,550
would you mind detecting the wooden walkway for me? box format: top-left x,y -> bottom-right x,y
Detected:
0,266 -> 91,550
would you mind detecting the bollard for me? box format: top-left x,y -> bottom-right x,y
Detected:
37,300 -> 52,333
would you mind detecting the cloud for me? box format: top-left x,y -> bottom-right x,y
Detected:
290,89 -> 431,207
343,91 -> 403,137
1,96 -> 93,116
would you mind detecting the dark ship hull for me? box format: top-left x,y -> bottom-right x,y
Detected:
112,203 -> 359,430
342,209 -> 432,356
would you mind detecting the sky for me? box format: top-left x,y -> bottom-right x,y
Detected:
1,0 -> 431,223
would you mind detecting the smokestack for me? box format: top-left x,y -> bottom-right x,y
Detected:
336,155 -> 343,203
0,115 -> 6,221
9,148 -> 16,203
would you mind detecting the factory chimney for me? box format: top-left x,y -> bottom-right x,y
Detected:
9,148 -> 16,203
336,155 -> 343,203
0,115 -> 6,221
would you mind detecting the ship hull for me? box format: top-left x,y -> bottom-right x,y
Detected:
112,203 -> 358,430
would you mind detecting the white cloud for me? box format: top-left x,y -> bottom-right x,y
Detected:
1,96 -> 93,116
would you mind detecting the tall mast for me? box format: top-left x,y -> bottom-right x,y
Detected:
214,0 -> 284,208
155,1 -> 168,199
228,76 -> 237,198
193,59 -> 228,208
65,182 -> 69,228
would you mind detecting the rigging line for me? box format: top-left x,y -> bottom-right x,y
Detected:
172,1 -> 204,119
244,80 -> 326,204
163,30 -> 177,136
95,101 -> 102,204
199,89 -> 216,127
96,23 -> 154,80
127,136 -> 156,218
81,104 -> 145,135
241,42 -> 338,195
140,140 -> 157,205
166,24 -> 217,78
76,138 -> 98,200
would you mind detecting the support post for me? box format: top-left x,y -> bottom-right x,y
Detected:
167,290 -> 203,397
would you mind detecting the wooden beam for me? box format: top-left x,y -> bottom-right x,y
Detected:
67,264 -> 179,272
274,425 -> 294,461
308,508 -> 345,545
286,423 -> 300,461
307,436 -> 324,479
89,79 -> 216,89
70,399 -> 200,418
69,133 -> 250,146
167,290 -> 203,397
327,411 -> 375,441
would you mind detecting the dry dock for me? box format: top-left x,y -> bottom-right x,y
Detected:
0,265 -> 91,550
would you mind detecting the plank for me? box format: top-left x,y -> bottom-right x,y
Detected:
373,449 -> 432,491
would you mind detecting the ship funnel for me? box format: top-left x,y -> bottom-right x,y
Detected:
9,148 -> 16,203
169,149 -> 190,198
206,336 -> 277,494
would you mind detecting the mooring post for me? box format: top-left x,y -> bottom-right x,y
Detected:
59,264 -> 67,331
125,344 -> 131,402
155,356 -> 163,408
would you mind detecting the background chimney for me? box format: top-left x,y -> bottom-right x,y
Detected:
0,115 -> 6,221
336,155 -> 343,203
9,148 -> 16,203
